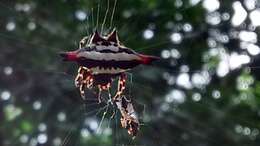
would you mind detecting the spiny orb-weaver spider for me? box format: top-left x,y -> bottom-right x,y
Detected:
60,29 -> 159,137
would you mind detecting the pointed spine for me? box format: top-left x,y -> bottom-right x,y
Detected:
107,28 -> 119,44
90,30 -> 105,44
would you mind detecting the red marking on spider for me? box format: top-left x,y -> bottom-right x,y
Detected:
60,29 -> 159,137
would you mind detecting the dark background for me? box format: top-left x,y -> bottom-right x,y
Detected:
1,0 -> 260,146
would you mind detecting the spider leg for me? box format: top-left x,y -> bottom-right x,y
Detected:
86,76 -> 94,88
75,66 -> 93,99
79,84 -> 86,99
124,116 -> 139,137
75,67 -> 84,87
79,36 -> 89,49
113,73 -> 127,100
120,117 -> 127,128
114,95 -> 140,137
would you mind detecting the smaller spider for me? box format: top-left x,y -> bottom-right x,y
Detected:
115,95 -> 140,137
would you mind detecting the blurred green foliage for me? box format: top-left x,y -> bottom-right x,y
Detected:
0,0 -> 260,146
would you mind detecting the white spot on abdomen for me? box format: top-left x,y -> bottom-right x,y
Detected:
91,67 -> 127,74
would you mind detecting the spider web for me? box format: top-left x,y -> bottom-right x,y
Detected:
0,1 -> 260,146
0,1 -> 148,146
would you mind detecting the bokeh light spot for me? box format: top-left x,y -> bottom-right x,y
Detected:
143,29 -> 154,40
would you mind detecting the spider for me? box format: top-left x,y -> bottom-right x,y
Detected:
60,29 -> 159,136
115,95 -> 140,137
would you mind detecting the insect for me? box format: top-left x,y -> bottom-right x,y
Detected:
60,29 -> 159,136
